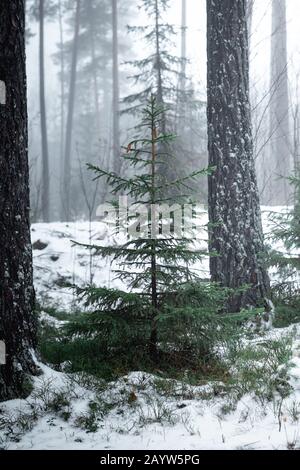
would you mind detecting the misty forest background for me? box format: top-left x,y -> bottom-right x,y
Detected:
4,0 -> 300,450
26,0 -> 295,222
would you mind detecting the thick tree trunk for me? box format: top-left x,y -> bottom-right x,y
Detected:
206,0 -> 270,312
63,0 -> 81,221
39,0 -> 50,222
0,0 -> 37,400
268,0 -> 291,205
112,0 -> 121,175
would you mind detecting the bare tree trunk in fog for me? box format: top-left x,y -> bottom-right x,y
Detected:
58,0 -> 65,221
247,0 -> 254,45
88,0 -> 101,136
207,0 -> 270,312
112,0 -> 120,174
291,75 -> 300,203
179,0 -> 187,93
175,0 -> 187,129
63,0 -> 81,221
154,0 -> 167,180
154,0 -> 164,123
39,0 -> 50,222
77,153 -> 99,284
0,0 -> 37,400
268,0 -> 291,204
293,104 -> 300,175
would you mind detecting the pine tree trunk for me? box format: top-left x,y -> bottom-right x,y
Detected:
39,0 -> 50,222
154,0 -> 164,124
246,0 -> 254,46
88,0 -> 101,136
175,0 -> 187,129
112,0 -> 121,175
58,0 -> 65,221
293,103 -> 300,176
63,0 -> 81,221
179,0 -> 187,93
0,0 -> 37,401
206,0 -> 270,312
154,0 -> 168,182
268,0 -> 291,205
149,112 -> 158,361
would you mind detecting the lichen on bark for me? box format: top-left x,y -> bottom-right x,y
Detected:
206,0 -> 270,312
0,0 -> 37,401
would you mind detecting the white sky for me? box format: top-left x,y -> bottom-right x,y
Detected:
26,0 -> 300,122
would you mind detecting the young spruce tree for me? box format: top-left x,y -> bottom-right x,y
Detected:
70,97 -> 222,364
124,0 -> 200,188
270,176 -> 300,275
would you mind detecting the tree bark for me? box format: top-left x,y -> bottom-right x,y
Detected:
63,0 -> 81,221
0,0 -> 37,400
206,0 -> 270,312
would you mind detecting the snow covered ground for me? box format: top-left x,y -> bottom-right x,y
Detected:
1,207 -> 300,450
31,220 -> 209,310
31,207 -> 288,310
1,324 -> 300,450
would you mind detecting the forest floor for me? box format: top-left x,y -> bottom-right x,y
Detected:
2,207 -> 300,450
1,326 -> 300,450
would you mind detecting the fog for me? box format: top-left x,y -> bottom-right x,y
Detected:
25,0 -> 300,221
3,0 -> 300,448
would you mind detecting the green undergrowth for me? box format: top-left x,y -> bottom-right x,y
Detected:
37,301 -> 297,407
